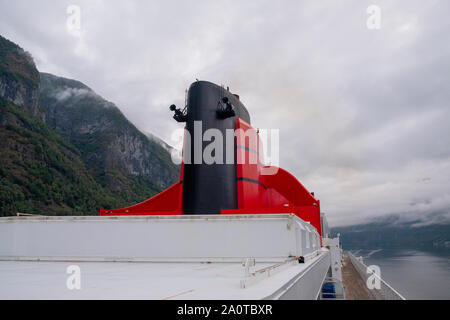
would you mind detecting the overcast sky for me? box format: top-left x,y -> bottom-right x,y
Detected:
1,0 -> 449,226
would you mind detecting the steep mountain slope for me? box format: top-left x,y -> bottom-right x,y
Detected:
0,35 -> 42,119
0,34 -> 179,216
39,73 -> 179,196
0,96 -> 124,215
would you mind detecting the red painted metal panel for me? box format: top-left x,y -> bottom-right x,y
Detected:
100,182 -> 183,216
231,118 -> 322,236
260,167 -> 318,207
100,117 -> 322,238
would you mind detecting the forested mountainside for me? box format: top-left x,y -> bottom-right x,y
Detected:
0,34 -> 179,216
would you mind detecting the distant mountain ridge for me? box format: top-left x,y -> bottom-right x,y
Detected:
331,214 -> 450,251
0,34 -> 179,216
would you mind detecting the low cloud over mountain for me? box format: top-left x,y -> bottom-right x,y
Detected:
1,1 -> 449,225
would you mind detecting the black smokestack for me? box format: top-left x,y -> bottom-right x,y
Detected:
182,81 -> 250,214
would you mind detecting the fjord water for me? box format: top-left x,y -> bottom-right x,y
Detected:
351,249 -> 450,299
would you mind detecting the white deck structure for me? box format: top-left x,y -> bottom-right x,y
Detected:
0,214 -> 332,300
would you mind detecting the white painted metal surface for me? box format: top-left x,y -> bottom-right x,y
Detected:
0,251 -> 330,300
264,250 -> 330,300
0,214 -> 320,262
327,236 -> 343,282
0,214 -> 329,300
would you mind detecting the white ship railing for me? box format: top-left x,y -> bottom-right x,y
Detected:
348,252 -> 406,300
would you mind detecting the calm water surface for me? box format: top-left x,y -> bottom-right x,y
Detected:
350,249 -> 450,299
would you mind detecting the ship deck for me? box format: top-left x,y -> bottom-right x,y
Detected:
342,255 -> 379,300
0,253 -> 329,300
0,214 -> 330,300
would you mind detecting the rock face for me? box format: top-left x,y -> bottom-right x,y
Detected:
0,34 -> 179,216
39,73 -> 179,191
0,35 -> 42,119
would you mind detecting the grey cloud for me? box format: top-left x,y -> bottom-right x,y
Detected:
1,0 -> 449,226
52,87 -> 95,101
